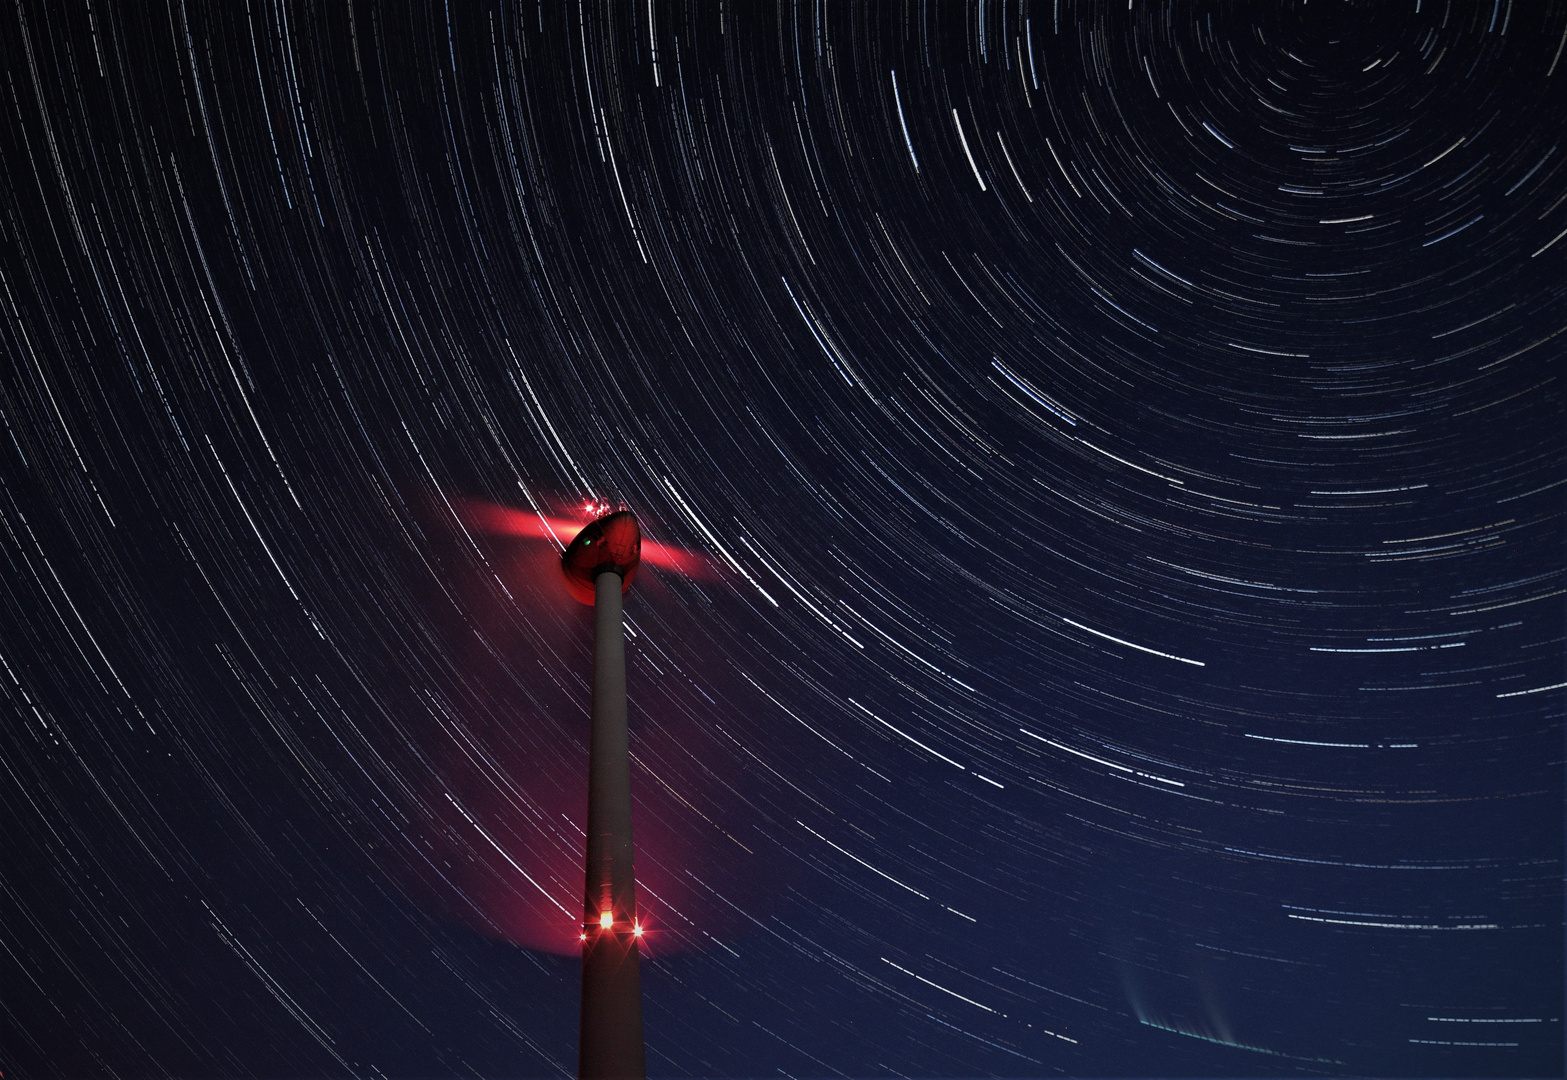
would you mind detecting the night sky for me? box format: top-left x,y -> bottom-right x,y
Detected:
1,1 -> 1562,1077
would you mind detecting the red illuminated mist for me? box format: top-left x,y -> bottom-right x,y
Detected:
404,496 -> 775,956
422,739 -> 782,956
456,498 -> 716,584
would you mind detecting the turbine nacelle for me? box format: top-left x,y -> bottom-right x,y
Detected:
560,510 -> 642,605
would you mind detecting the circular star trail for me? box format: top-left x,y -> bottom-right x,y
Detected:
0,1 -> 1561,1076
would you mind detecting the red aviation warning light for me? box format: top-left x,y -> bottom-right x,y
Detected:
561,510 -> 641,605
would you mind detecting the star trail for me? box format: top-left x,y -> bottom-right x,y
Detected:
0,1 -> 1561,1077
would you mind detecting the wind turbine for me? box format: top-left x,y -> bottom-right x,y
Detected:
461,497 -> 713,1077
560,509 -> 646,1079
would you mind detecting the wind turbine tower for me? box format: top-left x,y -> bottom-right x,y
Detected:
561,510 -> 646,1080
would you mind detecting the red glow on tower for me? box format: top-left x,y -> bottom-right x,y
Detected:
569,509 -> 646,1078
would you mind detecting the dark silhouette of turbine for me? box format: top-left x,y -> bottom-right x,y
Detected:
562,510 -> 646,1080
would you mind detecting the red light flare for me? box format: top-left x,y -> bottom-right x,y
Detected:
578,914 -> 653,958
409,701 -> 787,957
455,497 -> 716,582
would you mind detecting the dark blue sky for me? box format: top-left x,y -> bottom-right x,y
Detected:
0,1 -> 1561,1076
